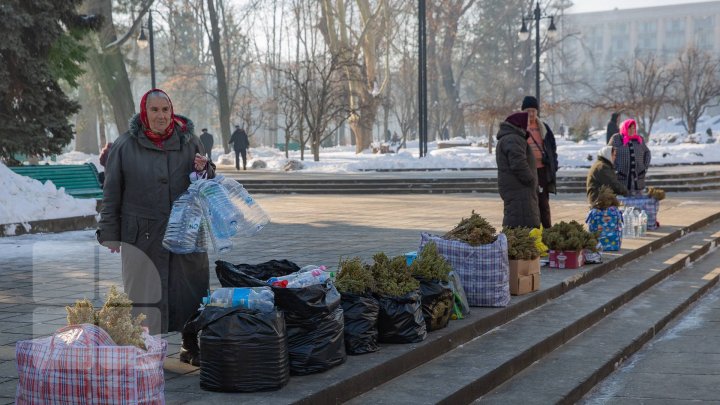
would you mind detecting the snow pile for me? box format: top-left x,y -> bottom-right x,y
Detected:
0,162 -> 97,225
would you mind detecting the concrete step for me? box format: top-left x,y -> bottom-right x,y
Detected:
346,219 -> 720,405
478,244 -> 720,404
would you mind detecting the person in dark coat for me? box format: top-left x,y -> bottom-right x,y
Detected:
229,125 -> 250,170
496,112 -> 541,229
608,118 -> 651,194
97,88 -> 215,334
606,112 -> 620,144
521,96 -> 558,229
586,145 -> 629,204
98,142 -> 113,187
199,128 -> 214,162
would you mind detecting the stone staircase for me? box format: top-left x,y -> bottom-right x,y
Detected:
164,212 -> 720,404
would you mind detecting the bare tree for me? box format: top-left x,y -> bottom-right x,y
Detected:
600,53 -> 675,138
319,0 -> 391,153
670,47 -> 720,134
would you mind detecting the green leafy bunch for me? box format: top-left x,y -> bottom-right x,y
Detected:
371,252 -> 419,297
335,257 -> 376,295
66,285 -> 146,350
593,185 -> 621,210
503,227 -> 541,260
410,241 -> 453,282
443,210 -> 497,246
542,221 -> 599,252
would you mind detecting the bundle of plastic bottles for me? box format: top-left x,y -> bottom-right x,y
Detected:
162,174 -> 270,254
267,265 -> 334,288
621,206 -> 648,239
202,287 -> 275,312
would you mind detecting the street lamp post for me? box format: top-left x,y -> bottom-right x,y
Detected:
519,1 -> 557,113
136,10 -> 156,88
418,0 -> 428,158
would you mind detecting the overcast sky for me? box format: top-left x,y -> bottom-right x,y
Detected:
568,0 -> 715,13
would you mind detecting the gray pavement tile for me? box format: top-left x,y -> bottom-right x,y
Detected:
612,372 -> 720,401
0,361 -> 17,379
649,333 -> 720,354
627,352 -> 720,375
0,347 -> 14,362
0,397 -> 14,405
0,378 -> 16,398
596,398 -> 720,405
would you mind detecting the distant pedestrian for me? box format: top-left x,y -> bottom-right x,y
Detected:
521,96 -> 558,229
442,126 -> 449,140
98,142 -> 113,187
496,111 -> 541,229
608,119 -> 651,194
199,128 -> 214,162
606,112 -> 620,144
586,145 -> 628,204
229,124 -> 250,170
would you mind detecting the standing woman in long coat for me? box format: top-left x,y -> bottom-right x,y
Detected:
97,89 -> 215,334
608,118 -> 651,195
496,112 -> 541,229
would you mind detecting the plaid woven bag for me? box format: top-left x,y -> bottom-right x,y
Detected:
618,195 -> 660,230
419,233 -> 510,307
15,324 -> 167,404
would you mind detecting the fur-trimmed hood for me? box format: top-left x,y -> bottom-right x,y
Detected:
127,113 -> 195,144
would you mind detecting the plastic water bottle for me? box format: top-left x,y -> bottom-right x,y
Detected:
639,210 -> 648,236
624,207 -> 636,238
217,176 -> 270,236
202,287 -> 274,312
268,269 -> 330,288
163,187 -> 205,253
197,178 -> 241,239
632,209 -> 642,238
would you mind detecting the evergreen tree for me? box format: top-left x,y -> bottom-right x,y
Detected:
0,0 -> 101,165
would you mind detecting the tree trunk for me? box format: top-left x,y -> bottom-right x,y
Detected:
75,81 -> 99,153
80,0 -> 135,136
207,0 -> 232,153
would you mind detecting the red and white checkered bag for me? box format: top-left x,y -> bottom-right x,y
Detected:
15,324 -> 167,404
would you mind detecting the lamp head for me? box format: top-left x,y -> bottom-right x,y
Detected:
137,27 -> 149,49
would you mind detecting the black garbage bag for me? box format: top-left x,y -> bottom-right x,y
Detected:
377,290 -> 427,344
228,259 -> 300,280
216,261 -> 346,375
340,292 -> 379,355
216,260 -> 284,287
181,306 -> 289,392
417,278 -> 454,332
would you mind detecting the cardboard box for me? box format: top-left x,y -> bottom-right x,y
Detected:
509,258 -> 541,295
548,250 -> 584,269
509,258 -> 541,279
510,273 -> 541,295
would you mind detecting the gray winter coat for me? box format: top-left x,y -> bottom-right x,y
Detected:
608,133 -> 651,192
496,122 -> 541,228
97,114 -> 215,334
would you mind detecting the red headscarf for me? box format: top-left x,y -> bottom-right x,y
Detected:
620,119 -> 643,145
139,89 -> 187,148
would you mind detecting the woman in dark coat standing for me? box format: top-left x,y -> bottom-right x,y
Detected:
97,89 -> 215,334
496,112 -> 541,229
608,118 -> 651,195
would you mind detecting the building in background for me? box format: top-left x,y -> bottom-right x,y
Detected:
559,1 -> 720,90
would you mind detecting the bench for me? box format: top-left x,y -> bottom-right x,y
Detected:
9,163 -> 103,199
275,142 -> 301,152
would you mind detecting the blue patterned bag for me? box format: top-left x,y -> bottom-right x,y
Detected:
419,233 -> 510,307
586,207 -> 623,251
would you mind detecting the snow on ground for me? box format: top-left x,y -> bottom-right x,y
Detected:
4,115 -> 720,224
0,163 -> 97,227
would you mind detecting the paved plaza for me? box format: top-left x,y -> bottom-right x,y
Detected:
0,191 -> 719,403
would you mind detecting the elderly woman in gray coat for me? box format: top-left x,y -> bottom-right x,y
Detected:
97,89 -> 215,334
496,112 -> 541,229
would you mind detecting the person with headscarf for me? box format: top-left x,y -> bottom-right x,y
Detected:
496,111 -> 541,228
96,88 -> 215,335
586,145 -> 629,204
608,119 -> 651,194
